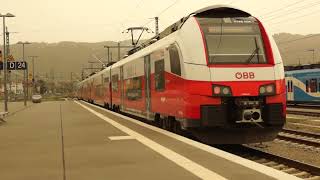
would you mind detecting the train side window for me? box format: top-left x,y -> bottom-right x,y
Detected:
287,81 -> 290,92
306,80 -> 309,92
155,60 -> 165,91
96,85 -> 103,97
104,77 -> 109,83
104,77 -> 110,91
126,77 -> 142,100
290,81 -> 293,92
112,74 -> 119,92
169,45 -> 181,76
310,79 -> 317,93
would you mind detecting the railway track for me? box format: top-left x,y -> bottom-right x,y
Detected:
287,104 -> 320,117
217,145 -> 320,180
287,109 -> 320,117
276,129 -> 320,149
287,104 -> 320,110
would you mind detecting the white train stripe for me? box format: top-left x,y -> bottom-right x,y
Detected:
75,101 -> 227,180
80,101 -> 301,180
211,67 -> 276,82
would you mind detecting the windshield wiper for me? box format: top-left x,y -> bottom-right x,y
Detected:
246,37 -> 260,64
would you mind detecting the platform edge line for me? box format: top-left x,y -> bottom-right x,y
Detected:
79,101 -> 302,180
75,101 -> 227,180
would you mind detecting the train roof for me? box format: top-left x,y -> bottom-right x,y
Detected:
117,5 -> 253,64
127,5 -> 253,55
78,5 -> 255,85
78,66 -> 111,85
193,4 -> 251,17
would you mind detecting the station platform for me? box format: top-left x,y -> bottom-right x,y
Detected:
0,100 -> 301,180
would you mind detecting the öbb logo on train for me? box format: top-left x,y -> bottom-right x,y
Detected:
235,72 -> 255,79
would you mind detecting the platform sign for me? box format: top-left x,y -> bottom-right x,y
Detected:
0,61 -> 28,70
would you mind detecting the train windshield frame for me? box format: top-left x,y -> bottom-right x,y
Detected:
196,17 -> 267,65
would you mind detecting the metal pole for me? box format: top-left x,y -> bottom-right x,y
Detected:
5,27 -> 11,102
23,44 -> 27,106
118,42 -> 120,61
26,65 -> 29,100
3,17 -> 8,112
32,58 -> 34,94
155,17 -> 159,36
107,47 -> 110,64
15,69 -> 17,100
313,50 -> 315,64
29,56 -> 38,95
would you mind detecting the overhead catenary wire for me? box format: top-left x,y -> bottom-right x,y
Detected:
259,0 -> 310,18
251,0 -> 320,43
268,7 -> 320,28
264,0 -> 320,22
277,34 -> 320,45
268,12 -> 320,33
137,0 -> 181,40
141,0 -> 180,28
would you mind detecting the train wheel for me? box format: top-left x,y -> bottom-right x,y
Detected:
162,116 -> 174,131
154,114 -> 161,127
173,120 -> 183,135
167,117 -> 175,132
161,117 -> 167,130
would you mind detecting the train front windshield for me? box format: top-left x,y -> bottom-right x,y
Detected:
197,17 -> 267,65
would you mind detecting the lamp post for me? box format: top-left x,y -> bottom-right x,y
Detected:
17,41 -> 31,106
29,55 -> 38,95
1,13 -> 15,112
307,49 -> 315,64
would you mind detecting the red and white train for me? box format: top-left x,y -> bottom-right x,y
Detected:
77,5 -> 286,144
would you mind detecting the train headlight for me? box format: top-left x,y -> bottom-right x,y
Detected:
212,85 -> 232,97
259,86 -> 266,94
222,87 -> 230,95
259,84 -> 275,96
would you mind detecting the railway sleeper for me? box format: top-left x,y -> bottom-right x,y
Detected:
292,171 -> 311,179
306,176 -> 320,180
271,164 -> 287,170
282,167 -> 299,174
262,161 -> 278,166
254,158 -> 269,163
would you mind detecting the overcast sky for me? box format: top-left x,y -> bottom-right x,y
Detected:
2,0 -> 320,43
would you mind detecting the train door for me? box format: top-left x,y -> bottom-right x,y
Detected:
287,79 -> 294,101
120,66 -> 125,110
144,55 -> 152,120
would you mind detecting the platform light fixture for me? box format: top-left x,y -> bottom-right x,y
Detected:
1,13 -> 15,112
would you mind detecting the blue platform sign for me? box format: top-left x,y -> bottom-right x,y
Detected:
0,61 -> 28,70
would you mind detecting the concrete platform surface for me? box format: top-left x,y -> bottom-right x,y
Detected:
0,101 -> 32,115
0,101 -> 301,180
